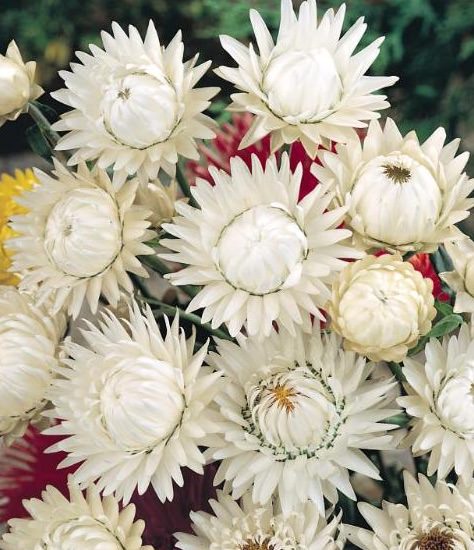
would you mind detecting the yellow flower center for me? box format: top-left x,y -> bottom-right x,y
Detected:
268,384 -> 297,413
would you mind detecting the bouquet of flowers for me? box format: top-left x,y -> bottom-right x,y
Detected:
0,1 -> 473,548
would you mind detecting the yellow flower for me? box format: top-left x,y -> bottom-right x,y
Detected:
0,169 -> 36,285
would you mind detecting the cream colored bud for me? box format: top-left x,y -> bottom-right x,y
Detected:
0,40 -> 43,126
328,254 -> 436,362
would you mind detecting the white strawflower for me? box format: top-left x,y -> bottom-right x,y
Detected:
1,477 -> 152,550
9,161 -> 155,318
346,472 -> 474,550
328,254 -> 436,362
314,118 -> 474,253
441,239 -> 474,314
399,323 -> 474,481
216,0 -> 397,156
205,327 -> 399,515
46,303 -> 222,504
161,154 -> 361,338
52,21 -> 218,186
0,40 -> 43,127
0,286 -> 65,445
175,490 -> 345,550
135,178 -> 180,229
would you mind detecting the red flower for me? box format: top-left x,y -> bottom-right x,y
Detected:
0,428 -> 75,522
131,464 -> 218,549
409,253 -> 450,302
186,112 -> 320,200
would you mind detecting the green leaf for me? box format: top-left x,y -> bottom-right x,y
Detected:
385,412 -> 410,427
30,100 -> 58,122
426,314 -> 463,339
409,309 -> 461,356
25,124 -> 52,162
460,38 -> 474,61
434,300 -> 454,318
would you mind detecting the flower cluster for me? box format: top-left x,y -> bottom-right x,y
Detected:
1,0 -> 474,548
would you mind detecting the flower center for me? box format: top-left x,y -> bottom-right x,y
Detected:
44,187 -> 122,278
215,205 -> 307,295
382,163 -> 411,184
241,539 -> 271,550
245,366 -> 337,453
101,72 -> 180,149
416,528 -> 455,550
262,48 -> 342,122
350,154 -> 442,246
269,384 -> 298,412
99,357 -> 185,452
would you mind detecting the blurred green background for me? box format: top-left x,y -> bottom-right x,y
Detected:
0,0 -> 473,165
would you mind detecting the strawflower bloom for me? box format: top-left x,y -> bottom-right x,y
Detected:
52,21 -> 218,186
161,154 -> 360,338
0,286 -> 65,445
346,472 -> 474,550
216,0 -> 397,156
328,254 -> 436,362
0,169 -> 36,286
399,323 -> 474,481
315,118 -> 474,253
205,327 -> 399,515
46,304 -> 222,504
10,161 -> 155,318
1,478 -> 153,550
175,490 -> 345,550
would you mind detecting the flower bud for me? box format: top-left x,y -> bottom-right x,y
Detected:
135,179 -> 179,228
263,48 -> 341,122
328,254 -> 436,362
0,41 -> 43,126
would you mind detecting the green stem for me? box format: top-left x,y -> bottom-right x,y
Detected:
142,296 -> 233,341
28,101 -> 68,163
176,163 -> 198,208
139,254 -> 199,298
130,273 -> 152,300
388,361 -> 406,384
28,102 -> 59,145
